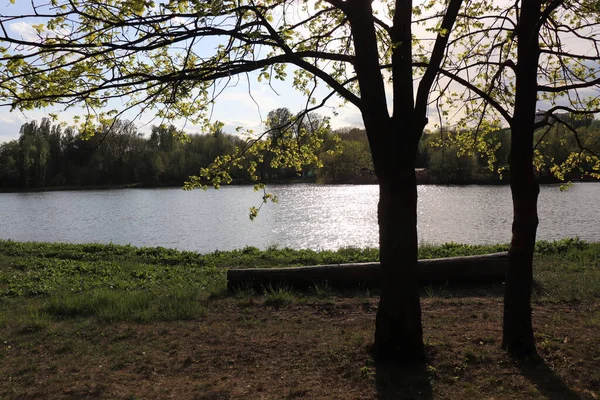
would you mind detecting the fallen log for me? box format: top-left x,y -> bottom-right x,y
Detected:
227,252 -> 509,290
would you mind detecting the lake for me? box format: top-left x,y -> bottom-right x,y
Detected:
1,183 -> 599,252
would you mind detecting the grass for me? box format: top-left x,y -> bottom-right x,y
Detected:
0,238 -> 599,399
263,284 -> 294,307
311,281 -> 334,298
42,287 -> 205,322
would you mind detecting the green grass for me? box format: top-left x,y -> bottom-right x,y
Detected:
43,287 -> 206,322
533,241 -> 600,303
0,238 -> 599,325
263,284 -> 294,307
17,306 -> 52,333
311,281 -> 334,298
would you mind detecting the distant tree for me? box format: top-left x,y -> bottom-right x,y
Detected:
0,140 -> 20,188
318,139 -> 374,183
17,120 -> 51,188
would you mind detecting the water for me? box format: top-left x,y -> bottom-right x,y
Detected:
1,183 -> 598,252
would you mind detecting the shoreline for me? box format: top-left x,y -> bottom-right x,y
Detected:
2,177 -> 597,194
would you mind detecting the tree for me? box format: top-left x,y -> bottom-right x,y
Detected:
440,0 -> 600,355
1,0 -> 472,362
0,140 -> 20,188
18,120 -> 51,188
318,129 -> 373,183
504,0 -> 600,356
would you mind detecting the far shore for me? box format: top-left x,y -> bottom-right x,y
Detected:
2,175 -> 592,194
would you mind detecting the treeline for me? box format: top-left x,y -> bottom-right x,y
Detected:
0,110 -> 330,189
0,119 -> 244,188
419,114 -> 600,183
1,112 -> 599,189
307,113 -> 600,184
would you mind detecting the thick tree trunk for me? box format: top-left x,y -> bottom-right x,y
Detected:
503,178 -> 539,355
503,0 -> 541,356
344,0 -> 425,364
372,171 -> 425,363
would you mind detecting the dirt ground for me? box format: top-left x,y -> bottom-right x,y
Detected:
1,296 -> 599,399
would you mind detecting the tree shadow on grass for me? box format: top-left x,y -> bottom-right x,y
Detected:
518,355 -> 582,400
375,362 -> 433,400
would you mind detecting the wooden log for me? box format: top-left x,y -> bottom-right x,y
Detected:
227,252 -> 509,290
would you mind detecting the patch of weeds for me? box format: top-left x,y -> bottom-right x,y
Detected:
44,289 -> 150,320
426,364 -> 437,377
423,284 -> 451,305
535,237 -> 588,254
534,332 -> 561,352
263,284 -> 294,308
584,311 -> 600,328
311,281 -> 333,299
463,348 -> 477,362
43,287 -> 205,322
452,362 -> 468,379
234,281 -> 256,304
18,306 -> 51,333
154,287 -> 206,321
359,365 -> 375,380
349,331 -> 368,348
419,242 -> 509,259
463,346 -> 490,364
110,361 -> 127,371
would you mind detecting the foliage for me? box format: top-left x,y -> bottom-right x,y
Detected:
317,138 -> 374,183
0,113 -> 333,189
3,117 -> 600,189
1,239 -> 595,301
439,2 -> 600,181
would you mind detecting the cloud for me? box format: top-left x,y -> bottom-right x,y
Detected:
0,115 -> 16,124
9,21 -> 39,42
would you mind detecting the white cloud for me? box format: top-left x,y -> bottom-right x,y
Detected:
0,115 -> 16,124
9,21 -> 39,42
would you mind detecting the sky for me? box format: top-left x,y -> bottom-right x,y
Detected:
0,1 -> 367,144
1,1 -> 599,144
0,68 -> 365,143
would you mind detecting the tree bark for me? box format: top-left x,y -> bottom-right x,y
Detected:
503,0 -> 541,356
372,170 -> 425,363
344,0 -> 425,363
503,180 -> 539,355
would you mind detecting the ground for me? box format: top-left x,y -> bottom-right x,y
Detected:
1,294 -> 599,399
1,239 -> 598,399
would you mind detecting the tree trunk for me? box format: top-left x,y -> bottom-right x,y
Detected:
344,0 -> 425,363
372,170 -> 425,363
503,0 -> 541,356
503,178 -> 539,355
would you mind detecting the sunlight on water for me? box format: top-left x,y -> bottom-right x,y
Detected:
1,183 -> 599,252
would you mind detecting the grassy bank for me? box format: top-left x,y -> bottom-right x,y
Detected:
1,239 -> 599,399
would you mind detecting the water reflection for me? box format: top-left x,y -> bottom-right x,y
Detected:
0,183 -> 598,252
